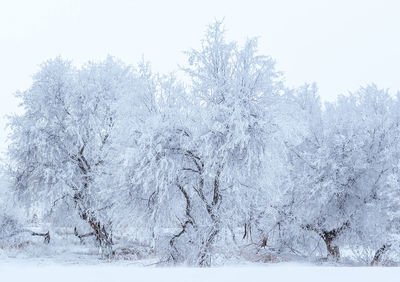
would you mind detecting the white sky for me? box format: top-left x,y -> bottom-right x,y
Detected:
1,0 -> 400,154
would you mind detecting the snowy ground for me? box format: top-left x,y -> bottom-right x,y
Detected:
0,260 -> 399,282
0,219 -> 398,282
1,232 -> 399,282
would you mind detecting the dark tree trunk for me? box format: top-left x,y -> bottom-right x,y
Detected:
74,193 -> 113,258
198,227 -> 220,266
71,146 -> 114,258
321,231 -> 340,260
169,184 -> 195,263
371,244 -> 391,266
184,151 -> 222,267
303,221 -> 349,261
261,236 -> 268,248
88,218 -> 113,258
243,223 -> 248,239
198,170 -> 221,267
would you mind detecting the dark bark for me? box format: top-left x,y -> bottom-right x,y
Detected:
371,244 -> 391,266
76,209 -> 113,258
30,231 -> 50,244
242,222 -> 253,241
320,230 -> 340,260
1,229 -> 50,244
71,145 -> 114,258
198,227 -> 220,266
74,227 -> 95,244
169,184 -> 195,263
183,150 -> 222,266
198,169 -> 221,267
261,237 -> 267,248
243,223 -> 248,239
73,196 -> 114,258
303,221 -> 349,261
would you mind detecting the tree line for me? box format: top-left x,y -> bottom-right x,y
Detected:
3,22 -> 400,266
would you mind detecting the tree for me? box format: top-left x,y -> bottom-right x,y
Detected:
284,85 -> 400,261
8,56 -> 133,257
184,23 -> 284,265
109,21 -> 293,266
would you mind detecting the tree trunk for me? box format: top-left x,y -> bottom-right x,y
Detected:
198,171 -> 221,267
321,234 -> 340,260
87,216 -> 113,258
186,152 -> 221,267
371,244 -> 391,266
198,226 -> 220,267
75,199 -> 114,258
261,236 -> 268,248
73,148 -> 114,258
303,222 -> 349,261
242,223 -> 252,241
169,184 -> 195,263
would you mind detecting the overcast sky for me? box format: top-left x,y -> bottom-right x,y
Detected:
1,0 -> 400,155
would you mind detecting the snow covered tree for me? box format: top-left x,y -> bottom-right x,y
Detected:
107,21 -> 294,266
108,68 -> 199,262
8,56 -> 134,257
283,85 -> 400,262
182,22 -> 286,265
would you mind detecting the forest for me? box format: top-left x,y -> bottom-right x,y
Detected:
1,21 -> 399,267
